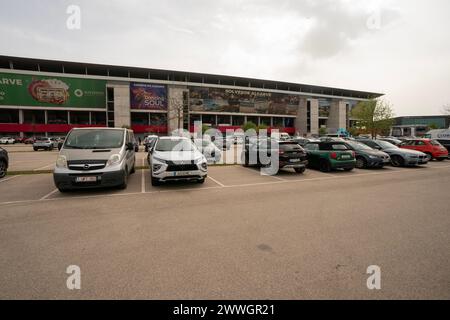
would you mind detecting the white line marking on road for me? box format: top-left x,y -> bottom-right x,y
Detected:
34,163 -> 55,171
141,158 -> 146,193
208,175 -> 226,187
39,188 -> 59,200
1,164 -> 449,206
0,175 -> 21,183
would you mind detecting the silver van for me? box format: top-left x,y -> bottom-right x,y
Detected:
53,128 -> 136,192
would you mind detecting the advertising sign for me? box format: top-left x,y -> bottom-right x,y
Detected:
0,72 -> 106,108
189,86 -> 299,115
130,83 -> 167,110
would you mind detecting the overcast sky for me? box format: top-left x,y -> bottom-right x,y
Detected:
1,0 -> 449,116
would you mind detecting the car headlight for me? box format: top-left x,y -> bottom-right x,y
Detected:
107,154 -> 121,166
152,163 -> 163,172
200,162 -> 208,171
56,155 -> 67,168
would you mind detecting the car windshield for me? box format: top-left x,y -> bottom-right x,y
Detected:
376,140 -> 398,149
64,129 -> 124,149
346,141 -> 373,151
155,139 -> 194,152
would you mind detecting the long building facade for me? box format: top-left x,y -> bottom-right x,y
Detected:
0,56 -> 383,138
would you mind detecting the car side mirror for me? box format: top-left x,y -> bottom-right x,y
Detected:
126,142 -> 134,151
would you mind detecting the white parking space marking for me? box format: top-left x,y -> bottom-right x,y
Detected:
40,189 -> 59,200
1,163 -> 449,207
34,163 -> 55,171
141,158 -> 146,193
208,175 -> 226,187
0,175 -> 21,183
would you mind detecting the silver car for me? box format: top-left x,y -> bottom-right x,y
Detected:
53,128 -> 136,192
359,139 -> 428,167
33,137 -> 58,151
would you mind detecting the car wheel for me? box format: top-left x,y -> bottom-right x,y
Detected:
151,176 -> 160,186
0,160 -> 7,179
294,167 -> 306,174
319,159 -> 331,172
391,155 -> 404,167
425,153 -> 433,161
130,161 -> 136,174
58,187 -> 69,193
118,169 -> 128,189
436,158 -> 445,162
33,147 -> 38,151
355,157 -> 367,169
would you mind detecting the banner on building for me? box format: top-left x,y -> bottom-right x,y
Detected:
130,83 -> 167,110
0,72 -> 106,108
189,87 -> 299,115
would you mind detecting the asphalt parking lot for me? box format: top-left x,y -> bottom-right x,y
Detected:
1,156 -> 450,299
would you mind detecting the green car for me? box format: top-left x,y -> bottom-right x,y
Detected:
304,141 -> 356,172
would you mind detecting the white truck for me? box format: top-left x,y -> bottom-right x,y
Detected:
424,128 -> 450,155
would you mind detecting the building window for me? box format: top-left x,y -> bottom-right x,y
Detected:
260,117 -> 271,126
284,118 -> 294,127
232,116 -> 245,126
202,114 -> 216,126
70,111 -> 90,124
131,112 -> 149,125
246,116 -> 258,125
91,112 -> 106,125
0,109 -> 19,123
217,115 -> 231,125
150,113 -> 167,126
272,117 -> 283,127
23,110 -> 45,124
47,110 -> 68,124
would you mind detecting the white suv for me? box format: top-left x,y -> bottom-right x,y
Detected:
148,136 -> 208,186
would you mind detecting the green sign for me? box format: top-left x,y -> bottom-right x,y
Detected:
0,72 -> 106,108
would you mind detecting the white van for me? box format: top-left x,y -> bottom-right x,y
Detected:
424,129 -> 450,154
53,128 -> 136,192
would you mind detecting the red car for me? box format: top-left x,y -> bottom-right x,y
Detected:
399,138 -> 448,161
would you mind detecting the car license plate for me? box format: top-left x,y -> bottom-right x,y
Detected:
290,158 -> 301,163
341,155 -> 351,159
75,176 -> 97,183
173,171 -> 190,176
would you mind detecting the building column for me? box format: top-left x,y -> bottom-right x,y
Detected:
310,99 -> 319,135
295,97 -> 308,135
328,99 -> 347,133
18,109 -> 24,138
113,84 -> 131,128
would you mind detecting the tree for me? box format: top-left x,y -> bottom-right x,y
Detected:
168,97 -> 184,130
319,127 -> 327,136
351,99 -> 395,138
242,121 -> 257,132
428,123 -> 439,130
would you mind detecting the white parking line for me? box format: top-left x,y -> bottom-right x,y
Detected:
208,175 -> 226,187
34,163 -> 55,171
39,188 -> 59,200
0,164 -> 449,207
141,158 -> 146,193
0,175 -> 21,183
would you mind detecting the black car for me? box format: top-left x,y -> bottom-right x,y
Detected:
242,137 -> 308,173
0,147 -> 9,178
341,140 -> 391,169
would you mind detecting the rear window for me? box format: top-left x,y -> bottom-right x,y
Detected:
304,143 -> 319,151
430,140 -> 442,146
279,142 -> 302,151
320,143 -> 349,151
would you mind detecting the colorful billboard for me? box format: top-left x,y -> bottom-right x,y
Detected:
189,87 -> 299,115
0,72 -> 106,108
130,83 -> 167,110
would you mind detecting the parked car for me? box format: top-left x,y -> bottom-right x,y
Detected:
33,137 -> 58,151
341,140 -> 390,169
424,129 -> 450,156
194,139 -> 222,163
358,139 -> 428,167
14,136 -> 27,143
148,136 -> 208,186
144,135 -> 158,152
378,137 -> 402,146
56,137 -> 66,150
241,137 -> 308,173
53,128 -> 136,192
0,147 -> 8,178
399,138 -> 448,161
0,137 -> 15,144
24,137 -> 36,144
271,132 -> 291,141
303,141 -> 356,172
